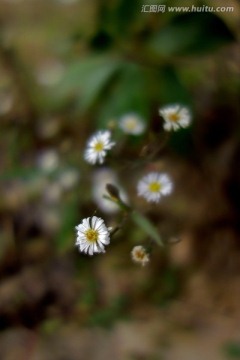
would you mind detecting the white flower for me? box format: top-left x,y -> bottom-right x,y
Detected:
84,130 -> 115,165
137,172 -> 173,203
58,169 -> 80,190
75,216 -> 111,255
159,104 -> 191,131
131,246 -> 149,266
37,149 -> 59,172
92,168 -> 128,214
119,113 -> 146,135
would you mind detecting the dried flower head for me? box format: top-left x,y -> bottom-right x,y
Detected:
131,245 -> 150,266
137,172 -> 173,203
119,113 -> 146,135
159,104 -> 191,131
75,216 -> 111,255
84,130 -> 115,165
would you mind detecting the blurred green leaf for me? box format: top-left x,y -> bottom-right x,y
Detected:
149,13 -> 235,56
57,55 -> 122,111
131,211 -> 163,246
88,295 -> 128,328
153,65 -> 191,104
0,167 -> 42,181
98,62 -> 151,127
97,0 -> 141,39
57,196 -> 79,252
168,126 -> 194,158
151,267 -> 180,306
161,267 -> 180,303
112,0 -> 141,35
223,341 -> 240,359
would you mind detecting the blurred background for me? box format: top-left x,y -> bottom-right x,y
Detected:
0,0 -> 239,359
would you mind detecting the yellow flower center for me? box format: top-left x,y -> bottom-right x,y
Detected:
85,229 -> 98,243
125,119 -> 137,131
135,250 -> 145,260
94,141 -> 104,152
169,113 -> 180,122
148,181 -> 161,193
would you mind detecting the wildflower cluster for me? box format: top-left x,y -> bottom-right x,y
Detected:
75,105 -> 192,264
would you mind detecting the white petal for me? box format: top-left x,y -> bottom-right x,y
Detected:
91,216 -> 98,228
82,218 -> 90,229
94,218 -> 104,230
88,245 -> 94,256
96,241 -> 105,251
99,235 -> 110,245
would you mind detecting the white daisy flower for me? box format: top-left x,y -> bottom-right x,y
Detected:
75,216 -> 111,256
159,104 -> 191,131
131,245 -> 149,266
137,172 -> 173,203
84,130 -> 115,165
119,113 -> 146,135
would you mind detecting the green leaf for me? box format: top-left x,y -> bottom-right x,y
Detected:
131,211 -> 163,246
149,13 -> 235,56
223,341 -> 240,359
98,62 -> 151,127
57,196 -> 79,252
97,0 -> 141,39
57,55 -> 122,111
0,167 -> 42,181
152,65 -> 191,104
168,126 -> 194,159
112,0 -> 141,35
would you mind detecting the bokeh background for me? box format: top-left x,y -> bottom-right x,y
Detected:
0,0 -> 239,359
